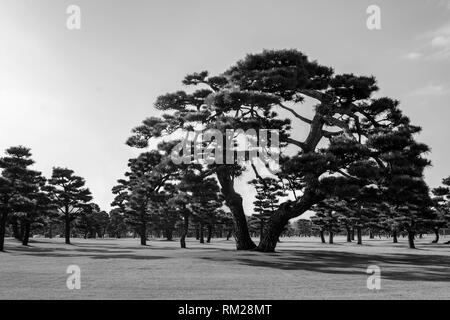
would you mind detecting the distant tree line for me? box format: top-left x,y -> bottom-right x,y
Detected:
0,146 -> 236,251
0,144 -> 448,252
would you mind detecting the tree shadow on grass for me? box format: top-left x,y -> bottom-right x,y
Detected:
4,245 -> 170,260
200,250 -> 450,282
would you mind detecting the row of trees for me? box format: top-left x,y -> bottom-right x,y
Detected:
110,142 -> 237,248
0,146 -> 98,250
0,146 -> 236,251
1,143 -> 447,251
246,164 -> 450,248
309,174 -> 450,249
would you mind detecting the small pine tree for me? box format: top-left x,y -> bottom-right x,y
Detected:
47,167 -> 93,244
249,177 -> 286,242
431,177 -> 450,243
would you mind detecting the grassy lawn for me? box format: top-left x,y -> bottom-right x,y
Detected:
1,236 -> 449,300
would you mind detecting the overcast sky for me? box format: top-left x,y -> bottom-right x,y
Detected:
0,0 -> 449,217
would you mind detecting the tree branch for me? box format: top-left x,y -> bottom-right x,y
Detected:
277,103 -> 312,124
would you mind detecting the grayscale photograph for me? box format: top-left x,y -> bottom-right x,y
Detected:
0,0 -> 449,305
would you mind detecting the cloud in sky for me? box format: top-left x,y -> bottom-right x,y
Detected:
404,52 -> 422,60
437,0 -> 450,10
409,84 -> 449,96
405,22 -> 450,61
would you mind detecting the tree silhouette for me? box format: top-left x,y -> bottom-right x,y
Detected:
76,203 -> 109,239
431,177 -> 450,243
311,198 -> 342,244
107,208 -> 128,238
126,49 -> 430,252
47,167 -> 92,244
0,147 -> 49,249
112,149 -> 178,245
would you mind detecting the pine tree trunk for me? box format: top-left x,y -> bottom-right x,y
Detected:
206,225 -> 212,243
357,227 -> 362,245
346,227 -> 352,242
65,215 -> 71,245
351,228 -> 355,241
199,223 -> 205,244
256,211 -> 290,252
408,230 -> 415,249
0,212 -> 7,251
180,212 -> 189,249
48,223 -> 53,239
12,217 -> 21,241
165,228 -> 173,241
433,228 -> 439,243
329,231 -> 334,244
216,169 -> 256,250
140,222 -> 147,245
257,188 -> 323,252
19,220 -> 25,242
393,230 -> 398,243
320,230 -> 325,243
22,221 -> 31,246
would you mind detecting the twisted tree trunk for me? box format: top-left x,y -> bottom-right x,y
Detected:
216,169 -> 256,250
257,188 -> 324,252
257,211 -> 290,252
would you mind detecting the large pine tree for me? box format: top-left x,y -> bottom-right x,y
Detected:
126,49 -> 430,252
